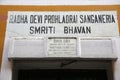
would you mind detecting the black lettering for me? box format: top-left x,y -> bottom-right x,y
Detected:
30,26 -> 34,34
64,26 -> 91,34
79,15 -> 83,23
35,27 -> 40,34
86,26 -> 91,34
112,15 -> 115,23
64,26 -> 68,34
9,15 -> 14,23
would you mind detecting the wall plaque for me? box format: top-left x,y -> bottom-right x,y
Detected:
47,37 -> 77,57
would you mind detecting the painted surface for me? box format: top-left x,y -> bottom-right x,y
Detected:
0,0 -> 120,5
0,5 -> 120,68
0,6 -> 120,80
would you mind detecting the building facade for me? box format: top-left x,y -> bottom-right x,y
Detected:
0,0 -> 120,80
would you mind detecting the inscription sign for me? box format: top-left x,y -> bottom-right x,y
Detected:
7,11 -> 119,37
47,37 -> 76,56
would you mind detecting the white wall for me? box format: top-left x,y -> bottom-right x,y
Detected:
0,0 -> 120,5
1,37 -> 120,80
114,38 -> 120,80
0,0 -> 120,80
